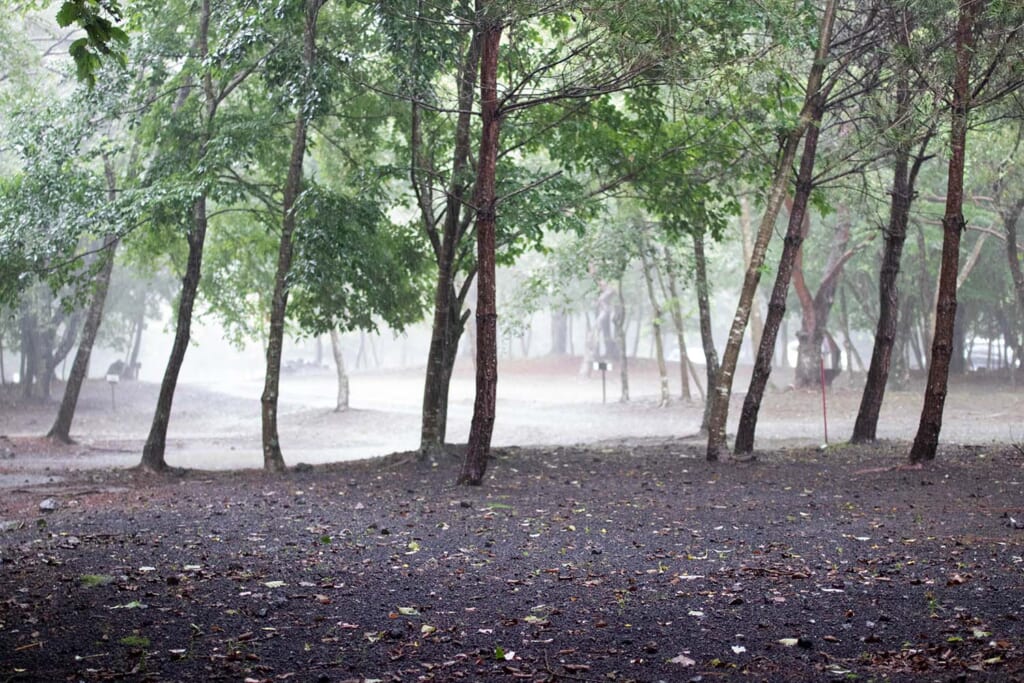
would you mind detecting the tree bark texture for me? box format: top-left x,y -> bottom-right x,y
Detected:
705,0 -> 837,461
459,11 -> 503,486
261,0 -> 323,473
734,100 -> 824,454
909,0 -> 982,463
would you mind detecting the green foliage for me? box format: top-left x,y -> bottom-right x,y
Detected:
289,184 -> 430,336
56,0 -> 129,86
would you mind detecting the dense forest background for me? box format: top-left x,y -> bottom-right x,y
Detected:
1,0 -> 1022,481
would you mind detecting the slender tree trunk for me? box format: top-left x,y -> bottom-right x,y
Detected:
692,231 -> 719,434
141,0 -> 215,472
418,30 -> 481,459
639,239 -> 670,407
853,158 -> 915,438
662,245 -> 692,400
734,100 -> 825,454
459,9 -> 503,486
909,0 -> 981,464
261,0 -> 323,473
329,328 -> 349,411
914,221 -> 934,362
705,0 -> 837,461
124,299 -> 145,379
740,196 -> 765,354
614,280 -> 629,402
550,310 -> 568,355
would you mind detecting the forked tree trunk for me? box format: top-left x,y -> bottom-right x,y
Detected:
909,0 -> 982,464
734,99 -> 825,454
48,232 -> 119,443
261,0 -> 323,473
418,29 -> 481,459
329,328 -> 349,411
705,0 -> 837,461
792,207 -> 851,388
692,231 -> 719,434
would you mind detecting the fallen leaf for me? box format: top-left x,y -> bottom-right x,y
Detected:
669,654 -> 696,666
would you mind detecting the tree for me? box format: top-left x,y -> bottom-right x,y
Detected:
705,0 -> 838,461
909,0 -> 1022,463
852,4 -> 941,442
261,0 -> 326,473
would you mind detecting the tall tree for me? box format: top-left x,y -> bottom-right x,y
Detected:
261,0 -> 326,473
852,5 -> 938,442
909,0 -> 984,463
705,0 -> 838,461
458,2 -> 503,486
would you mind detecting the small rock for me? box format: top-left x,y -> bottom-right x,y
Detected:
294,463 -> 314,473
0,520 -> 24,532
39,498 -> 60,512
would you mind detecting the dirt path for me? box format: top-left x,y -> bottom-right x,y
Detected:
1,358 -> 1021,480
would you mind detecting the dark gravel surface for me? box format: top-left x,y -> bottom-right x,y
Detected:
2,441 -> 1024,682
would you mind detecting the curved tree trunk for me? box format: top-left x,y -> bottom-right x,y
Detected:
459,9 -> 503,486
909,0 -> 981,464
261,0 -> 323,473
141,0 -> 215,473
48,235 -> 119,443
705,0 -> 837,460
734,99 -> 825,454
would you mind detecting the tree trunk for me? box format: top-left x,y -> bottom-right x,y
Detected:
909,0 -> 981,464
852,151 -> 916,439
261,0 -> 323,473
141,0 -> 215,472
614,280 -> 629,402
734,99 -> 825,454
705,0 -> 836,461
459,9 -> 503,486
329,328 -> 349,411
692,231 -> 719,434
550,309 -> 568,355
47,238 -> 118,443
639,238 -> 670,407
662,245 -> 691,401
793,207 -> 852,388
739,196 -> 765,354
418,28 -> 481,459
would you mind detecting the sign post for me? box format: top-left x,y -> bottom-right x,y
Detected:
592,361 -> 613,403
106,373 -> 120,410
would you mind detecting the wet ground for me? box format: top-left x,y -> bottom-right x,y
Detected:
0,357 -> 1021,479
